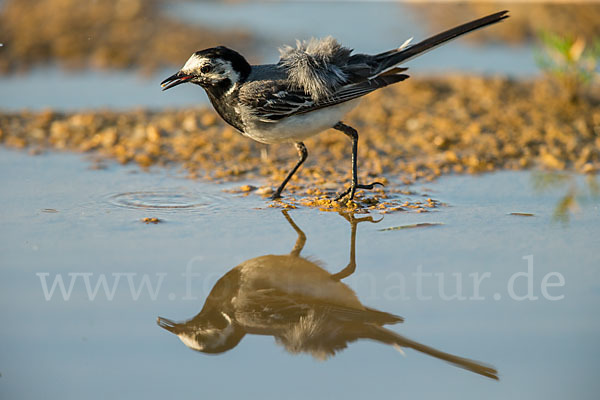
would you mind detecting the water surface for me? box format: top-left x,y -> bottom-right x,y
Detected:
1,148 -> 598,399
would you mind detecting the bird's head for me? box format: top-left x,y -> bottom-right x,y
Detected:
161,46 -> 251,93
157,312 -> 245,354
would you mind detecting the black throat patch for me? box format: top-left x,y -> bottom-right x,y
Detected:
204,81 -> 246,134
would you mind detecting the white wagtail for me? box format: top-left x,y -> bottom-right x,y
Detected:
162,11 -> 509,200
157,211 -> 498,379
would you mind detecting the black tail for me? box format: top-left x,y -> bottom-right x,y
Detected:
376,10 -> 509,70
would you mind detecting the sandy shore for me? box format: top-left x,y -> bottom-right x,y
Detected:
1,76 -> 598,211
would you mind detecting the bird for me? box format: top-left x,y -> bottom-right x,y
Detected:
157,211 -> 498,379
161,11 -> 509,201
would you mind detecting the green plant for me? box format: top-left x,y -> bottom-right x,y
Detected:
535,31 -> 600,102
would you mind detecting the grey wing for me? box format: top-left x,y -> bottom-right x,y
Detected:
239,81 -> 316,123
239,72 -> 409,123
293,72 -> 409,117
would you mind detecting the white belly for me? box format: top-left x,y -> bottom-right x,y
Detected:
241,100 -> 359,144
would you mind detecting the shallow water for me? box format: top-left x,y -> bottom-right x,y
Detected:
1,148 -> 599,399
0,67 -> 210,111
0,2 -> 535,111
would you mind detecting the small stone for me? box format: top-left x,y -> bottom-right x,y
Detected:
581,163 -> 596,174
239,185 -> 257,192
142,217 -> 162,224
256,186 -> 273,196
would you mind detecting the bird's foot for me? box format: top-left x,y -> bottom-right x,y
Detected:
270,192 -> 283,201
335,181 -> 384,202
338,212 -> 383,225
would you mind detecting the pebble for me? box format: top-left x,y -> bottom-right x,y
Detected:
1,76 -> 598,213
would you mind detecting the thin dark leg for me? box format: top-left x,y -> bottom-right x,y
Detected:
272,142 -> 308,200
333,122 -> 383,201
282,210 -> 306,257
330,212 -> 381,281
329,217 -> 358,280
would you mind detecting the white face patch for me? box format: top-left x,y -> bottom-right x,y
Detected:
215,60 -> 240,84
181,54 -> 206,73
176,313 -> 234,352
181,54 -> 240,88
178,333 -> 205,351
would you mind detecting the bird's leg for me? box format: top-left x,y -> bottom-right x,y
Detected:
282,210 -> 306,257
271,142 -> 307,200
330,213 -> 381,281
329,217 -> 358,280
333,122 -> 383,201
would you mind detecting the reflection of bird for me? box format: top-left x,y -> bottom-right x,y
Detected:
161,11 -> 508,200
157,212 -> 498,379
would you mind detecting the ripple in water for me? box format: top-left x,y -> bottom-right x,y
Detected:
107,190 -> 224,213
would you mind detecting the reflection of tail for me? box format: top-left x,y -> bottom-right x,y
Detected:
362,306 -> 404,324
369,326 -> 498,380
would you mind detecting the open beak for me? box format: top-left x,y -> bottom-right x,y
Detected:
160,72 -> 193,91
157,316 -> 178,333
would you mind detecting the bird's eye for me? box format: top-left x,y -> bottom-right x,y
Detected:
200,65 -> 212,74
